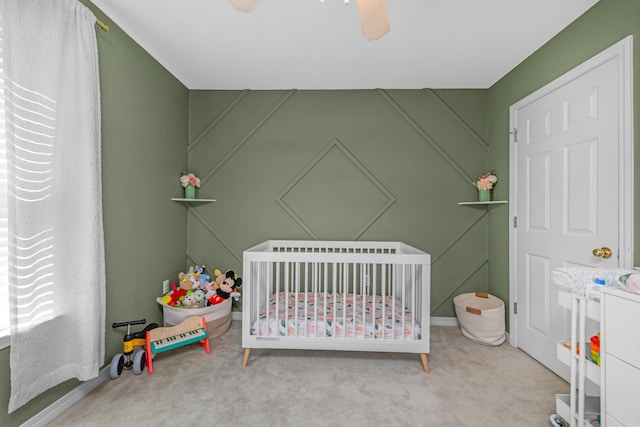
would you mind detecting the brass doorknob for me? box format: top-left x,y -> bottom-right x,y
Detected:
593,247 -> 612,259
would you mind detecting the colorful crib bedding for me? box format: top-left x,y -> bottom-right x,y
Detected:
250,292 -> 421,339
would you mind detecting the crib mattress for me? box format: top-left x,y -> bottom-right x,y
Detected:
250,292 -> 421,339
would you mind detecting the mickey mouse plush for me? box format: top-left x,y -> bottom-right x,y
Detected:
207,269 -> 242,306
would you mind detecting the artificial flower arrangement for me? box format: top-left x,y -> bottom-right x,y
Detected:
180,171 -> 201,188
474,170 -> 498,190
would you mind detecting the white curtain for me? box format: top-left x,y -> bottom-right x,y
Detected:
0,0 -> 105,413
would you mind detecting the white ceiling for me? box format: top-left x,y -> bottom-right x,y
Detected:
89,0 -> 600,90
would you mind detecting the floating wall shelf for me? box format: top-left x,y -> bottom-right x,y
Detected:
171,198 -> 216,203
458,200 -> 508,206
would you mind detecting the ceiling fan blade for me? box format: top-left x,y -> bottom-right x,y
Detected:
228,0 -> 262,12
356,0 -> 390,41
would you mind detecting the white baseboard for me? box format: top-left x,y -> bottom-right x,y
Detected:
21,366 -> 111,427
431,316 -> 459,327
431,317 -> 511,341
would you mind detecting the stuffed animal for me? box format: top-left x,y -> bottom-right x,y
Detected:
207,269 -> 242,306
202,281 -> 216,300
170,290 -> 186,306
181,291 -> 196,308
194,265 -> 210,285
178,266 -> 201,291
193,289 -> 206,304
162,285 -> 187,306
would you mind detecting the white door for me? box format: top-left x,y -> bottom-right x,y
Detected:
509,37 -> 633,379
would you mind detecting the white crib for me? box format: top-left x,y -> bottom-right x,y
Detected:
241,240 -> 431,373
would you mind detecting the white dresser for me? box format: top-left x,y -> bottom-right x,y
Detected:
601,287 -> 640,426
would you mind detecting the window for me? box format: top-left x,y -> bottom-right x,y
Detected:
0,36 -> 9,348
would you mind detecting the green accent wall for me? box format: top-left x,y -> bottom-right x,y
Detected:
0,2 -> 188,425
5,0 -> 640,425
486,0 -> 640,310
187,89 -> 491,314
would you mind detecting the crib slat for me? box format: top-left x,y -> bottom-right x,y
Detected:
372,263 -> 377,337
285,262 -> 290,337
360,263 -> 366,339
274,262 -> 280,336
401,265 -> 405,340
294,262 -> 299,337
411,265 -> 416,340
381,263 -> 386,340
342,262 -> 347,339
262,262 -> 266,336
332,263 -> 337,338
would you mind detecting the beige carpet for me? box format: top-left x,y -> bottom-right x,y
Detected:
48,321 -> 567,426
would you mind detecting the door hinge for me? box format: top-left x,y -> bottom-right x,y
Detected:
514,302 -> 518,314
513,216 -> 517,228
510,128 -> 518,142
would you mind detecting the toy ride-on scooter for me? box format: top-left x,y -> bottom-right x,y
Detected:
110,319 -> 159,379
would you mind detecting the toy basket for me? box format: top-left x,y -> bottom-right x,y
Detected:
453,292 -> 505,345
156,297 -> 232,338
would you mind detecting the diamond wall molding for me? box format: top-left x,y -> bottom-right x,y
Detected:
276,139 -> 397,240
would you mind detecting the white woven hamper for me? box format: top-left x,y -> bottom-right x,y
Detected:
453,292 -> 505,345
156,298 -> 232,338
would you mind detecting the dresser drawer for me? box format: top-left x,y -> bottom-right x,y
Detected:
605,354 -> 640,425
604,293 -> 640,367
